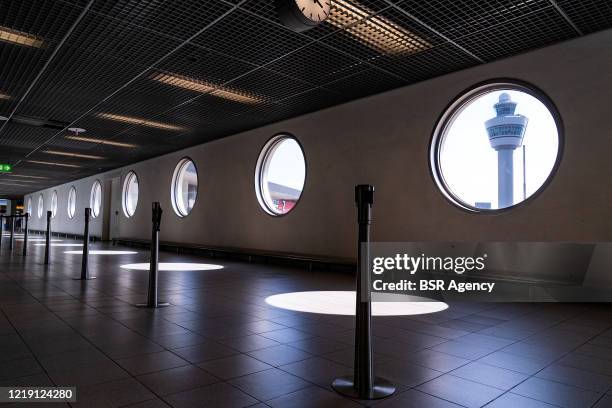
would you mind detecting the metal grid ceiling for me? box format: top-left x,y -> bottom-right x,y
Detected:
0,0 -> 609,197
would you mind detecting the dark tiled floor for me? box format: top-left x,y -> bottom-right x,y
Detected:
1,237 -> 612,407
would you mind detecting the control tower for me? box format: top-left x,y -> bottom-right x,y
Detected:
485,93 -> 528,208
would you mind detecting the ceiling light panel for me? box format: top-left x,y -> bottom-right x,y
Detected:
42,150 -> 104,160
6,174 -> 49,179
96,113 -> 185,131
65,135 -> 137,148
152,72 -> 263,104
326,0 -> 431,55
0,92 -> 10,100
26,160 -> 80,168
0,26 -> 43,48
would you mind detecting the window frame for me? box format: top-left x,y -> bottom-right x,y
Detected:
67,186 -> 76,219
37,194 -> 44,218
122,171 -> 139,218
254,133 -> 307,217
51,190 -> 58,218
90,180 -> 102,218
429,79 -> 564,213
171,157 -> 199,218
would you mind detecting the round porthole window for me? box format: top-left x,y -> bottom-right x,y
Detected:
430,81 -> 562,211
255,134 -> 306,216
37,194 -> 44,218
171,158 -> 198,217
51,191 -> 58,218
122,171 -> 139,218
67,186 -> 76,219
90,180 -> 102,218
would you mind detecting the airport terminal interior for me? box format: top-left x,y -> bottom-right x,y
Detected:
1,0 -> 612,407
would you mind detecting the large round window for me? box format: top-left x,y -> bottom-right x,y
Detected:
255,135 -> 306,216
90,180 -> 102,218
67,186 -> 76,219
122,171 -> 139,218
37,194 -> 44,218
27,197 -> 32,216
171,158 -> 198,217
430,81 -> 561,211
51,191 -> 58,218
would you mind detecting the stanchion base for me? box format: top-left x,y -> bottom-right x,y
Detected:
135,302 -> 170,308
332,376 -> 396,400
73,276 -> 97,280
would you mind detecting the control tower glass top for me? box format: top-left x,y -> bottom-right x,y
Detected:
432,84 -> 560,211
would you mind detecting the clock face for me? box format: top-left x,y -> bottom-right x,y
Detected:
295,0 -> 331,23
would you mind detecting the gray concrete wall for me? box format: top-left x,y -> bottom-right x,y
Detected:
25,29 -> 612,260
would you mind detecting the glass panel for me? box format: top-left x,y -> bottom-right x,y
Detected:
67,187 -> 76,219
259,137 -> 305,215
91,181 -> 102,218
435,88 -> 560,210
173,160 -> 197,217
124,172 -> 139,217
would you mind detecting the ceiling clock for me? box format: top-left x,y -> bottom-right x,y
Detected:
275,0 -> 332,32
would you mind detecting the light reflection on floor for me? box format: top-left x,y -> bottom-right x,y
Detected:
34,243 -> 84,247
17,238 -> 63,242
265,291 -> 449,316
120,262 -> 224,271
64,250 -> 138,255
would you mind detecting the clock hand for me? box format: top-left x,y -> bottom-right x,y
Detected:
314,0 -> 323,7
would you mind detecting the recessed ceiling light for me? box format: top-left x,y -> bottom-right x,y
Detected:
0,178 -> 38,183
327,0 -> 431,55
0,26 -> 43,48
152,72 -> 263,104
65,135 -> 137,148
0,181 -> 33,186
0,116 -> 8,121
26,160 -> 80,168
42,150 -> 104,160
97,112 -> 185,131
67,127 -> 86,133
6,174 -> 49,179
0,93 -> 9,100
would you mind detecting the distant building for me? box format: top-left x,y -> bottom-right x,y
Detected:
485,93 -> 529,208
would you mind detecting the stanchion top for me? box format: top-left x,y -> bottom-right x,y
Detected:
355,185 -> 374,205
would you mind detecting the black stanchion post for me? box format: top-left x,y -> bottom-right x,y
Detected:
76,208 -> 96,280
137,202 -> 168,308
22,214 -> 29,257
9,215 -> 15,251
44,211 -> 51,264
332,185 -> 396,400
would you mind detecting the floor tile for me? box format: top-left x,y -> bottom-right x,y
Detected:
536,364 -> 612,392
417,373 -> 505,408
512,377 -> 602,408
485,393 -> 558,408
71,377 -> 155,407
229,368 -> 311,401
248,345 -> 312,366
450,361 -> 528,390
400,349 -> 470,372
172,341 -> 239,363
198,354 -> 272,380
221,334 -> 280,352
266,386 -> 361,407
117,350 -> 189,375
165,382 -> 257,408
375,389 -> 463,408
137,364 -> 218,396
